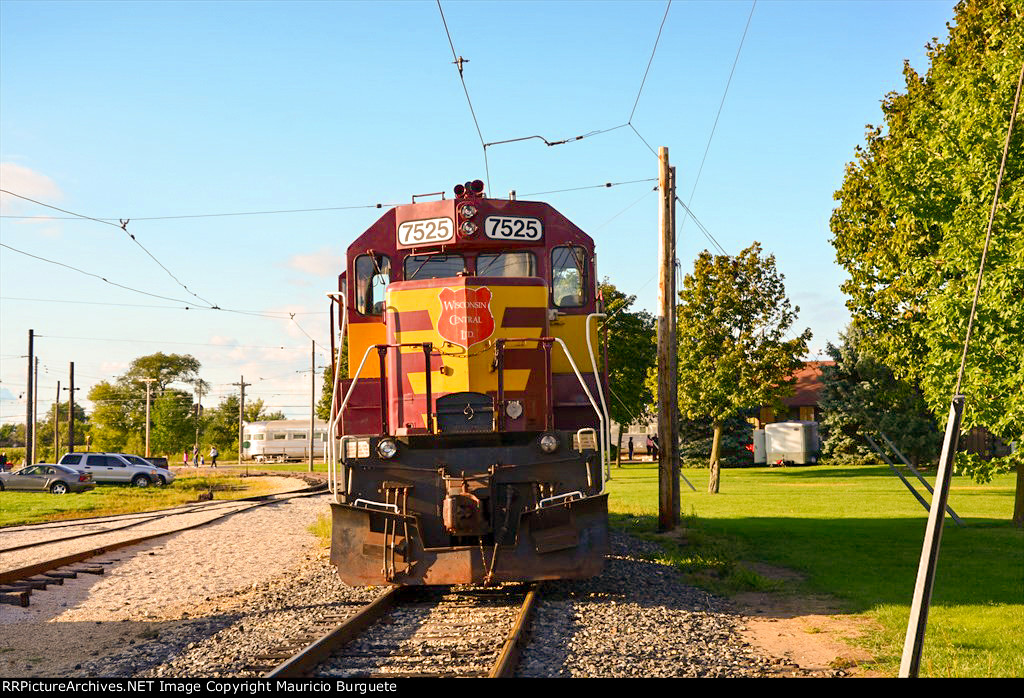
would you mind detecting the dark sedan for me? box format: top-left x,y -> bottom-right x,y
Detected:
0,464 -> 95,494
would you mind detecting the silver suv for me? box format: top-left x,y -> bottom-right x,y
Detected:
58,452 -> 175,487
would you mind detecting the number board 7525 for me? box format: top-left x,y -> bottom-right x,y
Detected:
396,217 -> 455,247
484,216 -> 543,242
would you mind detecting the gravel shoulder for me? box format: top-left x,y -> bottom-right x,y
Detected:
0,492 -> 874,678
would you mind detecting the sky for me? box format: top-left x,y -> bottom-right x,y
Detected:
0,0 -> 959,425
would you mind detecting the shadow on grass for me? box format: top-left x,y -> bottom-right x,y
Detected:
610,511 -> 1023,614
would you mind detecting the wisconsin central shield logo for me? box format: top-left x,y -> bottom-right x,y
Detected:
437,287 -> 495,348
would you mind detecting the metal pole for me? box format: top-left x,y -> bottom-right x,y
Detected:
656,146 -> 675,532
26,330 -> 33,465
899,395 -> 965,677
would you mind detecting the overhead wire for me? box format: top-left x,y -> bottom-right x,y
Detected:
437,0 -> 491,190
1,189 -> 215,307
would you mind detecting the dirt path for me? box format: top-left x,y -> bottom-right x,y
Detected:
733,563 -> 883,677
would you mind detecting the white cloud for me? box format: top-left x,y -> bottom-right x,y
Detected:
0,163 -> 62,214
284,247 -> 342,278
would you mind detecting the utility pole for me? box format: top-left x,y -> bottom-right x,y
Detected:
668,165 -> 681,525
141,378 -> 156,458
232,376 -> 251,466
656,146 -> 678,531
310,340 -> 316,473
65,362 -> 79,453
26,330 -> 34,465
32,356 -> 39,466
54,381 -> 61,459
193,382 -> 204,455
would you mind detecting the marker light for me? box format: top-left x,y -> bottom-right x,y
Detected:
539,433 -> 559,454
460,221 -> 478,236
454,184 -> 466,198
376,438 -> 398,460
459,204 -> 478,219
470,179 -> 485,194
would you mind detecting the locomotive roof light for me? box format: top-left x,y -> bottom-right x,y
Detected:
376,437 -> 398,460
458,203 -> 478,219
469,179 -> 485,195
538,433 -> 560,454
454,183 -> 466,198
460,220 -> 478,236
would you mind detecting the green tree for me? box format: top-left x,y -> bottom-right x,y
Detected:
32,400 -> 89,462
317,337 -> 349,422
87,353 -> 205,453
600,280 -> 656,429
150,389 -> 195,457
819,326 -> 941,466
673,243 -> 811,493
830,0 -> 1024,522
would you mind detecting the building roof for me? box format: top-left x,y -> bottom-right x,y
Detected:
781,361 -> 835,407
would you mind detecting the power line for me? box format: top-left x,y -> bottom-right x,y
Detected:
436,0 -> 491,191
629,0 -> 672,123
0,296 -> 319,315
519,177 -> 657,198
1,189 -> 215,307
684,0 -> 756,210
0,202 -> 396,222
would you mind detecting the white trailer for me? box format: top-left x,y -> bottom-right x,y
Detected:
764,421 -> 821,465
242,419 -> 328,463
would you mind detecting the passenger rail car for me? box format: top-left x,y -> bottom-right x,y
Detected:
326,180 -> 610,586
242,420 -> 328,463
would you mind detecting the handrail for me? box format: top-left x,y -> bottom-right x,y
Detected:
326,290 -> 347,500
585,313 -> 610,482
353,498 -> 399,513
539,491 -> 584,508
552,337 -> 607,492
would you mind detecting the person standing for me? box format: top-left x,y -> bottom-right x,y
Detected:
209,446 -> 218,468
651,435 -> 660,461
627,437 -> 634,462
192,446 -> 200,467
183,450 -> 188,467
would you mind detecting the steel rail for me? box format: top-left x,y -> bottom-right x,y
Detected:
488,583 -> 540,678
265,586 -> 407,678
0,488 -> 326,587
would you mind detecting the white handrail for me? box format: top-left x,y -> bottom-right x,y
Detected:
353,498 -> 399,513
326,291 -> 347,501
552,337 -> 607,492
585,313 -> 610,482
539,491 -> 584,508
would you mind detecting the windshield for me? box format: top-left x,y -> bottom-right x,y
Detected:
477,251 -> 536,278
405,254 -> 466,280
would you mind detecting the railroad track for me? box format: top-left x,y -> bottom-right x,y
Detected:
0,485 -> 327,607
262,584 -> 540,679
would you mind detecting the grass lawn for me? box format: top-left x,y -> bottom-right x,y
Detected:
0,473 -> 284,527
607,462 -> 1023,678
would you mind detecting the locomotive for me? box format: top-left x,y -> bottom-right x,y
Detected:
326,179 -> 609,586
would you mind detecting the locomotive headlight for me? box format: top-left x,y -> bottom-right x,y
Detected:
459,204 -> 478,219
460,220 -> 478,236
538,433 -> 560,454
376,438 -> 398,460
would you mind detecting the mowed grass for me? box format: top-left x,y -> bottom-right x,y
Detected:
0,473 -> 283,527
606,462 -> 1023,678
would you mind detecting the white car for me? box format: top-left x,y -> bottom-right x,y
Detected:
58,452 -> 176,487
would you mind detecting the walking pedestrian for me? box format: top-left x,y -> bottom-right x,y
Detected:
183,450 -> 188,467
192,446 -> 199,467
651,435 -> 660,461
627,437 -> 634,462
645,435 -> 654,461
209,446 -> 218,467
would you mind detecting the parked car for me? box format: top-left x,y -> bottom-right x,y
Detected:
58,452 -> 175,487
0,464 -> 95,494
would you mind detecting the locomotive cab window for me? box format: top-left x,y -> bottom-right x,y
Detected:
405,254 -> 466,280
552,245 -> 587,308
477,251 -> 537,278
355,253 -> 391,316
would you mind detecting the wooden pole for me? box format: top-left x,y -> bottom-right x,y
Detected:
142,378 -> 156,458
668,165 -> 680,525
25,330 -> 33,465
309,340 -> 315,472
67,362 -> 75,453
657,146 -> 676,532
54,381 -> 60,460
